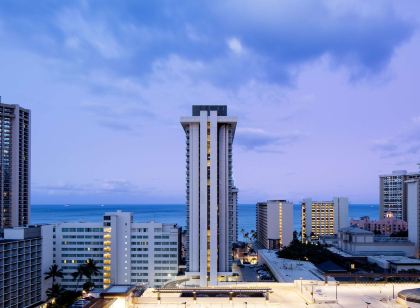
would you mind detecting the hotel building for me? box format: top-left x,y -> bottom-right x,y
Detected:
256,200 -> 294,249
52,212 -> 180,290
0,226 -> 47,308
407,179 -> 420,258
181,105 -> 238,286
301,197 -> 349,242
0,103 -> 30,228
380,169 -> 420,221
350,213 -> 407,236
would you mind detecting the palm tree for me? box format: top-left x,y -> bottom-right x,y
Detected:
44,264 -> 64,284
46,283 -> 65,299
85,259 -> 100,280
71,265 -> 85,291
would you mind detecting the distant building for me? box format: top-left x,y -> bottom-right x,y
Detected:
301,197 -> 349,242
337,226 -> 415,257
0,226 -> 46,307
181,105 -> 238,286
0,103 -> 30,228
53,222 -> 105,290
407,179 -> 420,258
52,212 -> 180,290
256,200 -> 294,249
350,213 -> 407,236
379,169 -> 420,220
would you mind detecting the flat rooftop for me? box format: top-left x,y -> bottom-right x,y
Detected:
258,250 -> 325,282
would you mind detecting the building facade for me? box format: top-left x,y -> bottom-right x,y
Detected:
337,226 -> 415,257
350,214 -> 407,236
0,227 -> 42,308
181,105 -> 238,286
0,103 -> 30,228
380,169 -> 420,221
407,179 -> 420,258
301,197 -> 349,242
52,212 -> 180,290
256,200 -> 294,249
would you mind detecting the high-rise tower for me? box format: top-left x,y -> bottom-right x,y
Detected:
181,105 -> 237,286
0,102 -> 30,227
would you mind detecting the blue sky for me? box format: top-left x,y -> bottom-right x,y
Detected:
1,1 -> 419,204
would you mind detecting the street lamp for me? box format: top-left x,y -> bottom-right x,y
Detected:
182,301 -> 187,308
392,284 -> 395,299
365,301 -> 371,308
300,277 -> 303,293
335,281 -> 340,301
244,301 -> 248,308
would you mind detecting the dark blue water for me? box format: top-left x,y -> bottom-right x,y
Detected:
31,204 -> 378,237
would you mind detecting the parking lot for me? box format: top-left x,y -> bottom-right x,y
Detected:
238,264 -> 275,282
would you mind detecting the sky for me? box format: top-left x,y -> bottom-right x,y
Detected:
0,1 -> 419,204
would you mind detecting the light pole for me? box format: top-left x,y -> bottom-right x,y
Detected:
182,301 -> 187,308
244,301 -> 248,308
365,301 -> 371,308
300,277 -> 303,293
335,281 -> 339,301
392,284 -> 395,299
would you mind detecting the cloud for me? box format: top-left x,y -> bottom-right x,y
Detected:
235,127 -> 304,152
227,37 -> 244,55
33,179 -> 144,196
372,117 -> 420,158
0,1 -> 415,86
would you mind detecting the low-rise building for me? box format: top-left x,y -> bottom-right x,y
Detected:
256,200 -> 294,249
350,213 -> 407,236
301,197 -> 349,242
337,226 -> 415,257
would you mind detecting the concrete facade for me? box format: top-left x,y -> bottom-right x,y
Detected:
256,200 -> 294,249
52,212 -> 180,290
380,169 -> 420,221
0,226 -> 43,308
181,105 -> 237,286
407,179 -> 420,258
0,103 -> 30,228
337,226 -> 415,257
301,197 -> 349,242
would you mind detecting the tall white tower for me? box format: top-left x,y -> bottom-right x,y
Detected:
181,105 -> 237,286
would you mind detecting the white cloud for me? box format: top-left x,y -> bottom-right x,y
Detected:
227,37 -> 244,55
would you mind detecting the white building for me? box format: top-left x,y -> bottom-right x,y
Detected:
103,211 -> 180,288
301,197 -> 349,242
181,105 -> 238,286
337,226 -> 415,257
407,179 -> 420,258
256,200 -> 294,249
53,222 -> 104,290
380,169 -> 420,220
52,212 -> 180,290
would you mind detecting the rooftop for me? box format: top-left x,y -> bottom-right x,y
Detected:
339,226 -> 373,235
258,250 -> 326,282
192,105 -> 227,116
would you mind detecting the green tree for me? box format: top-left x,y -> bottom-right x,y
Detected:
44,264 -> 64,284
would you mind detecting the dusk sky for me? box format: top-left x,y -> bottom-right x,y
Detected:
1,1 -> 419,204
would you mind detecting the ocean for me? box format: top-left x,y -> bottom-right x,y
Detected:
31,204 -> 379,237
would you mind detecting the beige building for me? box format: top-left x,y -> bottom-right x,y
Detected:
256,200 -> 294,249
301,197 -> 348,242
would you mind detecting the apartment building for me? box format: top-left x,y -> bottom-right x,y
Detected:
350,213 -> 407,236
181,105 -> 238,286
407,179 -> 420,258
301,197 -> 349,242
52,211 -> 180,290
380,169 -> 420,220
256,200 -> 294,249
0,102 -> 30,228
0,226 -> 43,308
